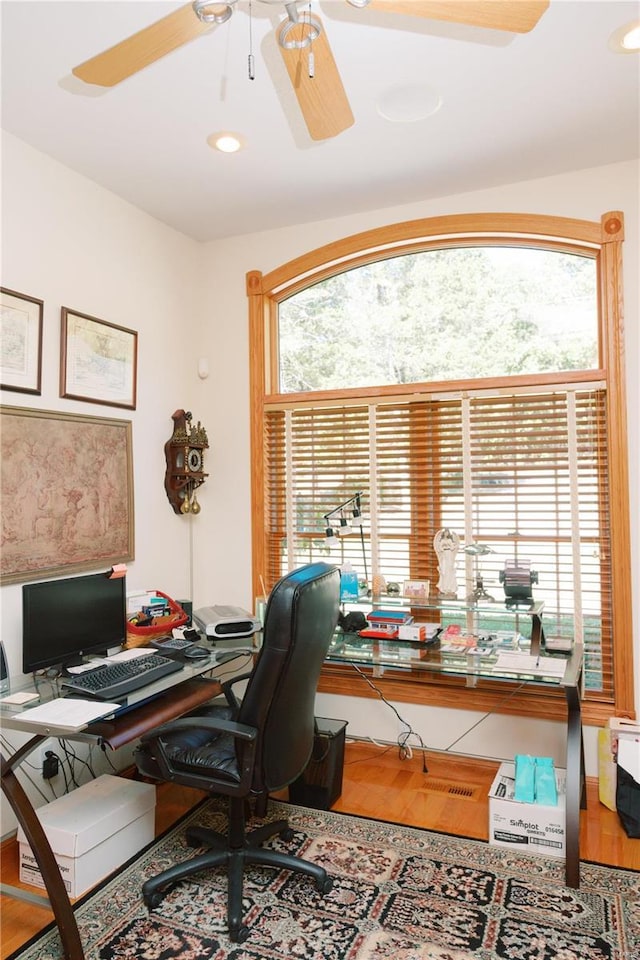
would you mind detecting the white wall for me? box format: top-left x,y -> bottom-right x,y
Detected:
196,158 -> 640,777
0,132 -> 203,832
2,134 -> 638,830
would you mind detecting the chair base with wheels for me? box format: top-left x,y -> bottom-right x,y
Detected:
141,795 -> 332,943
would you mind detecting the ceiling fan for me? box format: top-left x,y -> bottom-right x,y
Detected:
72,0 -> 550,142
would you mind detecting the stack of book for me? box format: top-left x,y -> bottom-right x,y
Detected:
359,609 -> 413,640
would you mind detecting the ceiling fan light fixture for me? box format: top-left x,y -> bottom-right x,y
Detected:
207,132 -> 244,153
609,19 -> 640,53
192,0 -> 236,25
346,0 -> 371,7
278,13 -> 322,50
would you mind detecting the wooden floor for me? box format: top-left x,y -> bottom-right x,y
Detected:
1,743 -> 638,958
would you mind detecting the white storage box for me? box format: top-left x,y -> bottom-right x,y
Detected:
18,775 -> 155,897
488,761 -> 566,859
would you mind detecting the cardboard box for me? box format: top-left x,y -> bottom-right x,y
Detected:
489,761 -> 566,859
18,775 -> 155,898
598,717 -> 640,811
398,623 -> 426,641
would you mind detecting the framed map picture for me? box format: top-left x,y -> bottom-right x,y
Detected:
0,287 -> 43,395
60,307 -> 138,409
0,406 -> 134,583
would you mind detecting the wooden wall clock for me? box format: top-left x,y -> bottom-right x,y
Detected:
164,409 -> 209,514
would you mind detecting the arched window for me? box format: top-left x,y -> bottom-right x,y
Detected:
248,212 -> 632,724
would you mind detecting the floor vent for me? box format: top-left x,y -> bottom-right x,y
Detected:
422,779 -> 479,800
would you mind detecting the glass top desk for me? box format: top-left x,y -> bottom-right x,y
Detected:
325,598 -> 585,891
0,653 -> 230,960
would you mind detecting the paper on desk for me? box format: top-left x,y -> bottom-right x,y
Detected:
66,659 -> 109,674
65,649 -> 156,673
493,652 -> 567,678
16,698 -> 121,731
108,648 -> 156,662
0,690 -> 40,706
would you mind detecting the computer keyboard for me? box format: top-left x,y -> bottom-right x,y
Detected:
62,654 -> 183,701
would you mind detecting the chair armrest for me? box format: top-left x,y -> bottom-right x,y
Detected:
139,716 -> 258,795
220,671 -> 253,710
140,715 -> 256,745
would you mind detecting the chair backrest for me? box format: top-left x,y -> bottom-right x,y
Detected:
238,562 -> 340,792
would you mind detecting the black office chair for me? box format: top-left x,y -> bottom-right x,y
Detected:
134,561 -> 340,943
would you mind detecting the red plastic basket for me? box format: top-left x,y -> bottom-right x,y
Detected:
125,591 -> 188,648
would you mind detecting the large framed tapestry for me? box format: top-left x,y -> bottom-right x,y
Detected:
1,406 -> 134,584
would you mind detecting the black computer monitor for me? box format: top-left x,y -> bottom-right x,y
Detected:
22,571 -> 126,674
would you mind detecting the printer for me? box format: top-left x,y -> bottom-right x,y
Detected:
193,604 -> 261,641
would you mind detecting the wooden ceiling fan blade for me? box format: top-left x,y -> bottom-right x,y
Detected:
363,1 -> 549,34
277,16 -> 354,141
72,3 -> 214,87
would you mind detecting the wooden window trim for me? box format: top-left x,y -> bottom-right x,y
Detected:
248,211 -> 634,722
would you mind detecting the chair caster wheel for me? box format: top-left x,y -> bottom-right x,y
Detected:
280,827 -> 295,842
316,875 -> 333,894
229,924 -> 250,943
143,890 -> 164,910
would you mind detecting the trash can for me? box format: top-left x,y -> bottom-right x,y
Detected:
289,718 -> 347,810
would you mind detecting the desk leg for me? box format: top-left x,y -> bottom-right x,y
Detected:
564,685 -> 586,889
1,743 -> 85,960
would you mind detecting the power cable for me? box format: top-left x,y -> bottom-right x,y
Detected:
350,663 -> 428,772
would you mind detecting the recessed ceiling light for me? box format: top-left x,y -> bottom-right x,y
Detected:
207,132 -> 244,153
609,20 -> 640,53
376,84 -> 442,123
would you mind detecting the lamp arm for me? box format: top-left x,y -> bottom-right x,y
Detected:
323,491 -> 362,523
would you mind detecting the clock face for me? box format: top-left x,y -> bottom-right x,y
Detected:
187,447 -> 203,472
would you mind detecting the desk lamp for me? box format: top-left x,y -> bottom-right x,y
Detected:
323,492 -> 368,592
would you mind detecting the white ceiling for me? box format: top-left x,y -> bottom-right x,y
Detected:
1,1 -> 639,242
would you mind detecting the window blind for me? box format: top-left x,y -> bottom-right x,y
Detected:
263,386 -> 611,699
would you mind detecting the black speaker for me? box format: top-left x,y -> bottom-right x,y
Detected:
0,641 -> 9,695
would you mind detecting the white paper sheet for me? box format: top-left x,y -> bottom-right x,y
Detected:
15,698 -> 121,731
492,652 -> 567,678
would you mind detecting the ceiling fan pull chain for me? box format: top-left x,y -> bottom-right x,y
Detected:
307,1 -> 314,78
248,1 -> 255,80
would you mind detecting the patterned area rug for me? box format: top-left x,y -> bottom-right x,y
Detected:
11,798 -> 639,960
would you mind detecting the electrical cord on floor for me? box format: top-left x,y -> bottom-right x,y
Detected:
350,663 -> 429,773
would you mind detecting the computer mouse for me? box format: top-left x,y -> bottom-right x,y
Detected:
183,646 -> 210,660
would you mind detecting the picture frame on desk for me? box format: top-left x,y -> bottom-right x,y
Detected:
60,307 -> 138,410
403,579 -> 430,601
0,405 -> 134,583
0,287 -> 43,395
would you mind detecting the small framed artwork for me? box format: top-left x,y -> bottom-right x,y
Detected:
0,287 -> 44,395
60,307 -> 138,409
403,579 -> 430,601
